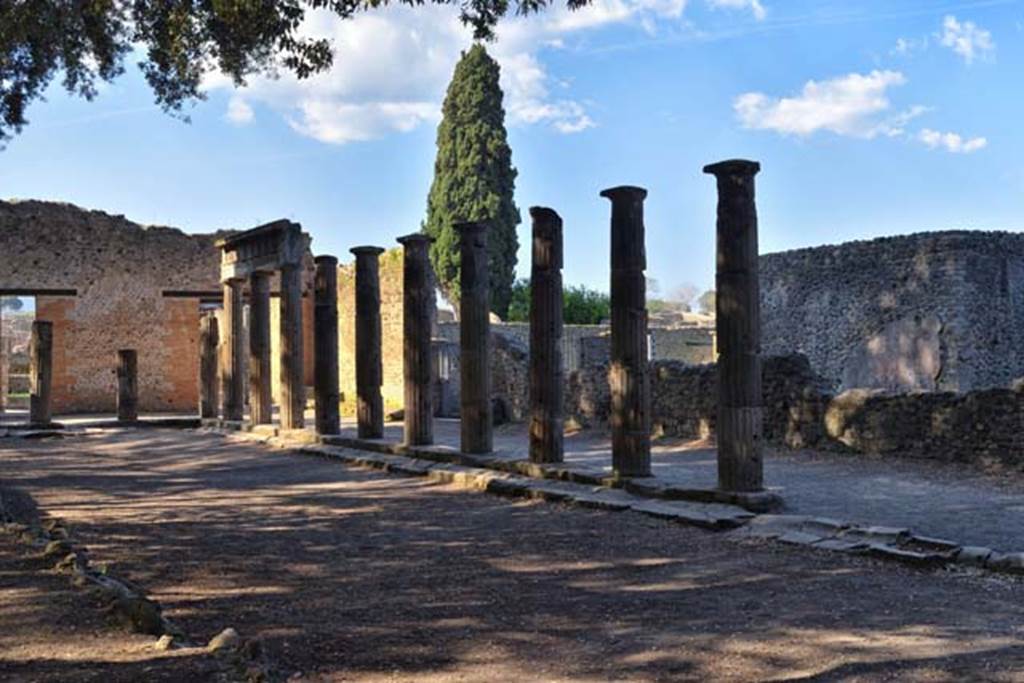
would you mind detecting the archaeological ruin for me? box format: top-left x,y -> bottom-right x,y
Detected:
4,158 -> 1024,482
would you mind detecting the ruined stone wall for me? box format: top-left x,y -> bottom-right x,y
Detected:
0,200 -> 226,413
761,231 -> 1024,393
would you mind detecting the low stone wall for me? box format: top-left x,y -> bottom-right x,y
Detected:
565,354 -> 1024,470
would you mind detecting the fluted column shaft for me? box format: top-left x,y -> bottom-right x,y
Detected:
279,264 -> 306,430
199,313 -> 219,419
248,271 -> 273,425
29,320 -> 53,425
705,158 -> 764,492
314,255 -> 340,435
457,222 -> 493,454
116,349 -> 138,422
221,279 -> 245,421
352,246 -> 385,439
602,186 -> 652,478
528,207 -> 565,464
397,234 -> 435,446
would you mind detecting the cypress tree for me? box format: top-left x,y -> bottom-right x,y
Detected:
423,43 -> 520,319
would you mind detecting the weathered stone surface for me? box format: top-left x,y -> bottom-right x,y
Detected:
350,247 -> 385,439
601,186 -> 652,478
208,627 -> 241,652
116,349 -> 139,422
955,545 -> 993,567
528,207 -> 565,464
29,321 -> 53,425
314,255 -> 340,435
248,271 -> 273,425
987,552 -> 1024,574
456,222 -> 493,454
397,234 -> 435,446
705,159 -> 763,493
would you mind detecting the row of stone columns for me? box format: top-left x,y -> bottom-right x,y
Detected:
196,158 -> 763,493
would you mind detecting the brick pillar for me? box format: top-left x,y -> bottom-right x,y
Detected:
221,279 -> 246,422
116,349 -> 138,422
29,320 -> 53,425
601,186 -> 652,478
199,313 -> 219,419
705,159 -> 764,492
249,271 -> 273,425
397,233 -> 435,446
314,255 -> 340,435
280,264 -> 306,430
351,246 -> 385,439
528,207 -> 565,464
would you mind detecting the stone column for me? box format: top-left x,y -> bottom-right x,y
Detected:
351,246 -> 385,439
0,305 -> 7,416
279,264 -> 306,430
29,320 -> 53,425
248,271 -> 273,425
116,349 -> 138,422
601,186 -> 652,478
456,222 -> 493,454
528,207 -> 565,464
397,234 -> 435,446
220,279 -> 246,421
704,159 -> 764,492
199,313 -> 219,419
314,255 -> 340,435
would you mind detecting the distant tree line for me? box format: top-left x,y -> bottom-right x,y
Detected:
506,280 -> 610,325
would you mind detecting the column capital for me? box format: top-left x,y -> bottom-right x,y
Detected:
350,246 -> 385,258
397,233 -> 434,248
314,254 -> 338,267
454,220 -> 489,237
703,159 -> 761,177
600,185 -> 648,202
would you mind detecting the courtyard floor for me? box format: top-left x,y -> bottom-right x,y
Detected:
1,428 -> 1023,681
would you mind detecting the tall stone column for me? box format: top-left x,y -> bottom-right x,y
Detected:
528,207 -> 565,464
705,159 -> 764,492
314,255 -> 340,435
397,234 -> 435,446
116,349 -> 138,422
221,278 -> 246,422
199,313 -> 219,419
279,264 -> 306,430
456,221 -> 493,454
601,186 -> 652,478
29,320 -> 53,425
351,246 -> 385,439
248,271 -> 273,425
0,306 -> 7,416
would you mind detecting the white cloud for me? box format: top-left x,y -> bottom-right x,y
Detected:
734,70 -> 913,138
939,15 -> 995,64
225,96 -> 254,125
206,1 -> 687,145
891,36 -> 928,57
918,128 -> 987,153
707,0 -> 766,21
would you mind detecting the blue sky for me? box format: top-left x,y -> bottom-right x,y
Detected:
1,0 -> 1021,303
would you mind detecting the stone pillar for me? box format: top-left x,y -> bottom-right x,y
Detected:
29,320 -> 53,425
397,234 -> 435,446
528,207 -> 565,464
0,305 -> 7,416
248,271 -> 273,425
601,186 -> 652,478
221,279 -> 246,421
314,255 -> 340,435
351,246 -> 385,439
199,313 -> 219,419
704,159 -> 764,492
279,264 -> 306,430
456,222 -> 493,454
116,349 -> 138,422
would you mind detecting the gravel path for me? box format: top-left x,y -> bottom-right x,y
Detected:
1,428 -> 1023,682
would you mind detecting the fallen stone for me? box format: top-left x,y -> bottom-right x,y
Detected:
987,552 -> 1024,574
208,627 -> 241,653
737,514 -> 810,539
956,546 -> 993,567
778,531 -> 824,546
154,634 -> 176,651
865,544 -> 947,568
115,596 -> 164,635
815,538 -> 869,552
42,539 -> 72,559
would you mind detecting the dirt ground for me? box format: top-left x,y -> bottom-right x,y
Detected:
1,428 -> 1023,682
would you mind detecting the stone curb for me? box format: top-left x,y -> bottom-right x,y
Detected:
203,426 -> 1024,578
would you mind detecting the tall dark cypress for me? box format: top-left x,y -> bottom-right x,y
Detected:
423,43 -> 520,319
